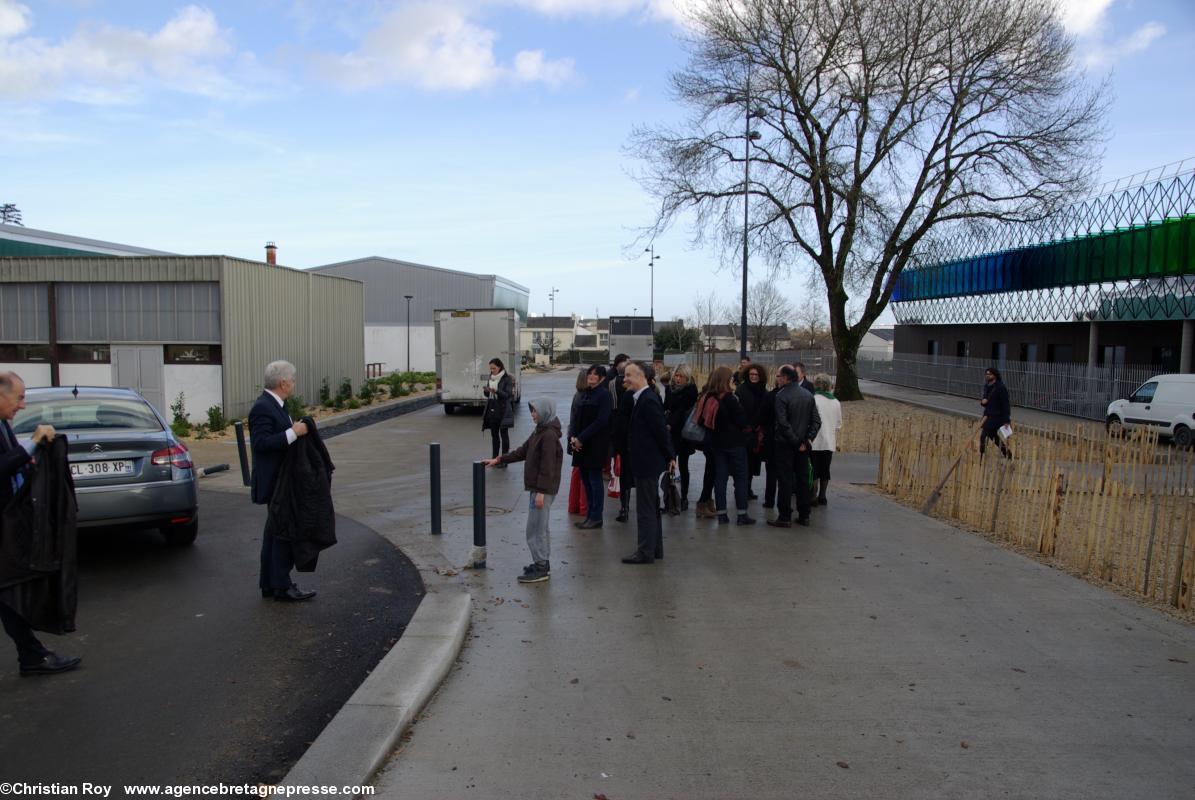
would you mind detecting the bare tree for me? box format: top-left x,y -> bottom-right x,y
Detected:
746,277 -> 794,351
1,204 -> 22,226
793,293 -> 831,349
631,0 -> 1107,399
690,290 -> 733,371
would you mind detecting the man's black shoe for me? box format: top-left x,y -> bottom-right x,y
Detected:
717,513 -> 730,524
615,510 -> 629,523
261,588 -> 273,598
275,585 -> 317,602
577,519 -> 603,529
796,517 -> 811,527
20,652 -> 82,676
621,552 -> 654,564
766,518 -> 791,528
736,514 -> 756,526
817,497 -> 828,506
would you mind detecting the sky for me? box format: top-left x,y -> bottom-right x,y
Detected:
2,0 -> 1193,326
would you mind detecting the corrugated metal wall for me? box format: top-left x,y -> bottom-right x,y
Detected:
219,257 -> 365,419
57,282 -> 220,343
0,284 -> 48,341
311,258 -> 526,325
0,257 -> 221,283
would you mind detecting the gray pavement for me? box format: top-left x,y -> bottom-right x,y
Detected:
0,490 -> 423,785
270,369 -> 1195,800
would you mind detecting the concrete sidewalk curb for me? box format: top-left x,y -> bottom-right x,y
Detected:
280,589 -> 471,790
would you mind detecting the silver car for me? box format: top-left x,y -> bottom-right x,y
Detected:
12,386 -> 199,545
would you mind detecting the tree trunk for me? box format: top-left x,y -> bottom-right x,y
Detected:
834,336 -> 863,401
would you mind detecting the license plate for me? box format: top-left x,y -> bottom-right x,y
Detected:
70,460 -> 135,478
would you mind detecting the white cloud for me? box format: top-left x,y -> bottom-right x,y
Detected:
1054,0 -> 1168,69
314,3 -> 574,91
1057,0 -> 1115,36
0,0 -> 31,39
504,0 -> 697,24
0,4 -> 263,103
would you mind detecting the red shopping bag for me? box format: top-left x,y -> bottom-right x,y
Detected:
607,455 -> 621,498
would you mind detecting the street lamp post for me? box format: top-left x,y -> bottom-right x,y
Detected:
404,294 -> 414,373
644,245 -> 662,324
728,71 -> 762,361
548,287 -> 560,364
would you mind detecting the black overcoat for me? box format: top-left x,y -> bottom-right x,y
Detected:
268,419 -> 337,572
0,436 -> 79,635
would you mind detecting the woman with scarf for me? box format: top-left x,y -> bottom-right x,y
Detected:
482,358 -> 515,463
566,367 -> 590,516
735,363 -> 769,501
698,365 -> 754,525
664,364 -> 698,511
569,365 -> 613,529
810,373 -> 842,506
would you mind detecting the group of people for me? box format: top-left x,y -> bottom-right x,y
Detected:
486,353 -> 844,585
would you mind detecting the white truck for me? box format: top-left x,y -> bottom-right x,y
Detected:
434,308 -> 522,415
608,315 -> 655,361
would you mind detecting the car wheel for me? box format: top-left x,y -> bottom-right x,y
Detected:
1105,415 -> 1125,438
1174,425 -> 1193,450
161,518 -> 198,546
444,404 -> 455,415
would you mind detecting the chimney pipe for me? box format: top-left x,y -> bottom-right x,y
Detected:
265,241 -> 277,266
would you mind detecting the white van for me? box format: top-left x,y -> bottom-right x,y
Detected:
1106,374 -> 1195,448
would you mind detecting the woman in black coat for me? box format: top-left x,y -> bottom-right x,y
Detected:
568,365 -> 613,529
664,364 -> 698,510
703,365 -> 753,525
735,363 -> 768,499
979,366 -> 1012,459
482,358 -> 515,461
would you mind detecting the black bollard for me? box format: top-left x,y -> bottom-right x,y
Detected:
430,442 -> 442,535
233,420 -> 251,487
470,460 -> 486,569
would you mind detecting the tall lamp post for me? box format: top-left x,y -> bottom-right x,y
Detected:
728,71 -> 763,360
404,294 -> 414,373
548,287 -> 560,364
643,245 -> 661,323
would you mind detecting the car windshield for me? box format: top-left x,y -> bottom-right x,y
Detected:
13,397 -> 163,434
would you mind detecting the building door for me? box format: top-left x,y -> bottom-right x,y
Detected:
112,345 -> 166,419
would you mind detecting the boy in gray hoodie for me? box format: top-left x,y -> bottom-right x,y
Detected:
484,397 -> 563,583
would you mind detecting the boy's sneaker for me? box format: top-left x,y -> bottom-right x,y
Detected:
518,561 -> 550,583
521,563 -> 539,576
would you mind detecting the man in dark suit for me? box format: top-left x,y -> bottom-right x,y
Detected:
621,362 -> 676,565
250,360 -> 315,602
0,371 -> 81,675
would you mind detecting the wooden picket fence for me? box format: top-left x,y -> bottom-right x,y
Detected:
874,415 -> 1195,614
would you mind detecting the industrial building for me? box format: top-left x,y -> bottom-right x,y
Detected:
1,226 -> 365,421
310,256 -> 529,373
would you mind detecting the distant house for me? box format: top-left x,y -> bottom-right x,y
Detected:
859,328 -> 895,360
701,324 -> 790,352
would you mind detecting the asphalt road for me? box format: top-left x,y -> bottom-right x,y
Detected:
0,488 -> 423,786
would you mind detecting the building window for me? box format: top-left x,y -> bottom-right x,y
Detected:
956,340 -> 969,358
991,342 -> 1007,362
1152,346 -> 1177,371
0,344 -> 53,362
1100,345 -> 1126,367
1046,344 -> 1074,363
58,344 -> 110,364
1018,343 -> 1037,362
164,344 -> 222,365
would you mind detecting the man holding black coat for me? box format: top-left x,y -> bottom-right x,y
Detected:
250,360 -> 317,602
621,362 -> 676,565
0,371 -> 81,676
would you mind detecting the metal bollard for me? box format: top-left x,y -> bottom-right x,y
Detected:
469,460 -> 487,569
430,442 -> 442,535
233,421 -> 251,487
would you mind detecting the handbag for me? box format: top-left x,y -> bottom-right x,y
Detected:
661,469 -> 682,516
681,407 -> 708,445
